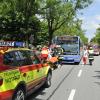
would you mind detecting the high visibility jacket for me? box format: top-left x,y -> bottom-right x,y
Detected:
88,49 -> 94,54
88,49 -> 94,59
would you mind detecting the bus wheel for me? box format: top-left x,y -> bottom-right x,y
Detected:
75,62 -> 80,65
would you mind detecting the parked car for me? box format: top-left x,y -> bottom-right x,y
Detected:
92,44 -> 100,56
93,49 -> 99,56
0,47 -> 52,100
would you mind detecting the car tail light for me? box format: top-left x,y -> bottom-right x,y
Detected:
0,77 -> 3,86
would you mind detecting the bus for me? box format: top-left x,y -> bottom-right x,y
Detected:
52,36 -> 83,64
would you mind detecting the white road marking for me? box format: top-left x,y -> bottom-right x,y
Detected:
82,64 -> 84,66
78,70 -> 82,77
58,64 -> 61,68
68,89 -> 76,100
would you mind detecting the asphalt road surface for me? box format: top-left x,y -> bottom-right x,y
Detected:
28,56 -> 100,100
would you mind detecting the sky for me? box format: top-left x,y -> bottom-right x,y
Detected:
78,0 -> 100,41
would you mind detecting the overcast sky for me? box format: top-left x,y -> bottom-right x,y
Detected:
78,0 -> 100,41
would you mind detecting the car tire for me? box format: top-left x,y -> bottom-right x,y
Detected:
44,72 -> 52,88
12,88 -> 25,100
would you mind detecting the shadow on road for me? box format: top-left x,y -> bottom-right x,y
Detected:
93,71 -> 100,79
93,71 -> 100,86
94,71 -> 100,73
94,82 -> 100,86
93,75 -> 100,79
79,63 -> 90,66
27,86 -> 46,100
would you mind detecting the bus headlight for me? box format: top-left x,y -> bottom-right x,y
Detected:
59,56 -> 64,59
75,58 -> 79,61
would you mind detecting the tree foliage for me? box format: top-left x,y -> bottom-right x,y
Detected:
0,0 -> 93,45
38,0 -> 92,44
91,27 -> 100,45
0,0 -> 40,45
54,18 -> 88,44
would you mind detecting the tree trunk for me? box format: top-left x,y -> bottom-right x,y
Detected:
48,28 -> 53,46
33,32 -> 37,46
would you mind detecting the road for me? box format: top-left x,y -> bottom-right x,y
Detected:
28,56 -> 100,100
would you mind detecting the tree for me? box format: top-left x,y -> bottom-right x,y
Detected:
0,0 -> 40,45
0,0 -> 92,45
38,0 -> 92,44
92,27 -> 100,45
55,18 -> 88,44
39,0 -> 74,44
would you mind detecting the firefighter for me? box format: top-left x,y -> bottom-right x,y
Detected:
88,47 -> 94,65
41,45 -> 49,61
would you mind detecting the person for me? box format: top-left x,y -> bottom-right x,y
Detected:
82,47 -> 88,65
88,47 -> 94,54
88,47 -> 94,65
48,47 -> 52,59
41,45 -> 49,61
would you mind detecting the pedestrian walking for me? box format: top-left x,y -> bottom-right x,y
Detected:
82,47 -> 88,65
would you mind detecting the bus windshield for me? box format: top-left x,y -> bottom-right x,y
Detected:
56,36 -> 79,54
61,44 -> 78,54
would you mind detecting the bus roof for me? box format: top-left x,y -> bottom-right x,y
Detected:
57,36 -> 79,41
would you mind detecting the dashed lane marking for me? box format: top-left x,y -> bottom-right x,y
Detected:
68,89 -> 76,100
77,69 -> 82,77
47,67 -> 75,100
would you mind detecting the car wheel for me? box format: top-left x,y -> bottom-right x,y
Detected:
44,72 -> 52,88
13,88 -> 25,100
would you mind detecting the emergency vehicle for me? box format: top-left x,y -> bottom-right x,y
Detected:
0,41 -> 52,100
